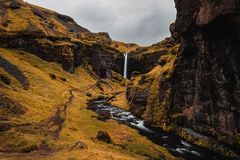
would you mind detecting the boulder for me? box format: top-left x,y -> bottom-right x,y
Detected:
97,110 -> 111,121
96,131 -> 112,144
9,1 -> 21,10
69,141 -> 87,151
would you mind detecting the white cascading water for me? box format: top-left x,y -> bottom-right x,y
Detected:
123,53 -> 128,79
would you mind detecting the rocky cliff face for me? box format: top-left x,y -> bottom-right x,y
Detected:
172,0 -> 240,154
126,30 -> 180,119
126,0 -> 240,158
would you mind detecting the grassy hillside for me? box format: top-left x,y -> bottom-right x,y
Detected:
0,48 -> 174,160
0,0 -> 140,53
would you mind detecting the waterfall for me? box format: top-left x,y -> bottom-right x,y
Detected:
123,53 -> 128,79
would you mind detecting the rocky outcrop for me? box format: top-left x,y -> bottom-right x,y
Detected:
126,35 -> 179,78
126,24 -> 180,120
170,0 -> 240,154
0,56 -> 29,89
96,131 -> 112,144
127,1 -> 240,157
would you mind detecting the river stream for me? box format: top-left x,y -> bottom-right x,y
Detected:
88,100 -> 234,160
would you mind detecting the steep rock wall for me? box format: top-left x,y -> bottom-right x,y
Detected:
172,0 -> 240,147
126,1 -> 240,157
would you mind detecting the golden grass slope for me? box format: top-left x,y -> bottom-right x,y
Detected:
0,0 -> 140,53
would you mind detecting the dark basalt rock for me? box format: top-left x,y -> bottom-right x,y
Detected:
9,0 -> 21,10
170,23 -> 180,43
0,56 -> 29,90
127,50 -> 168,79
0,74 -> 11,85
126,83 -> 149,118
97,110 -> 111,121
0,123 -> 11,132
31,8 -> 47,20
49,73 -> 56,80
96,131 -> 112,144
60,77 -> 67,82
168,0 -> 240,156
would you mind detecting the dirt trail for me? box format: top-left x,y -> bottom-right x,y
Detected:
45,68 -> 119,139
46,89 -> 74,139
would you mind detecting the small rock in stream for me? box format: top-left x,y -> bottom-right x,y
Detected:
97,110 -> 111,121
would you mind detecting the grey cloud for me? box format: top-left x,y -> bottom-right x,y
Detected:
25,0 -> 176,45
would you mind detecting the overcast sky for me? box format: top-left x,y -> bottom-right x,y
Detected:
25,0 -> 176,46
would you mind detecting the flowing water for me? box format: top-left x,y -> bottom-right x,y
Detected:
123,53 -> 128,79
88,100 -> 235,160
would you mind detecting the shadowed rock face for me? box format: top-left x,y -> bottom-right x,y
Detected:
126,1 -> 239,157
0,56 -> 29,89
172,0 -> 240,149
126,35 -> 179,79
126,23 -> 180,122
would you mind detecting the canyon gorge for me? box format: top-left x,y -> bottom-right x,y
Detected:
0,0 -> 239,160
